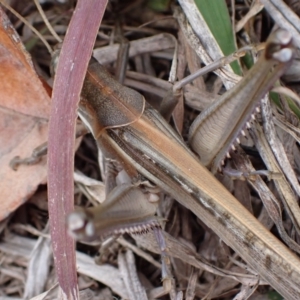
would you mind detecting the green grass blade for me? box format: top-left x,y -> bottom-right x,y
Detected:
194,0 -> 241,75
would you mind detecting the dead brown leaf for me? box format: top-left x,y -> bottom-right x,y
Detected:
0,8 -> 51,221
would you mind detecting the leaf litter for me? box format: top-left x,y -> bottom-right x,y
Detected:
0,0 -> 300,299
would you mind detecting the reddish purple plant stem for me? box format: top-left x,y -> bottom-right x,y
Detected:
47,0 -> 108,298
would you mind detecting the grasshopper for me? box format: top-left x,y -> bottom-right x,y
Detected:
188,29 -> 295,173
64,29 -> 300,299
